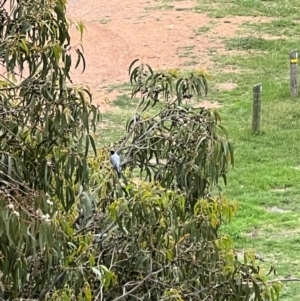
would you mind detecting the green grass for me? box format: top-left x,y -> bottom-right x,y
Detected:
239,19 -> 300,37
176,45 -> 199,65
194,0 -> 300,18
206,4 -> 300,297
225,36 -> 287,51
144,4 -> 174,11
96,0 -> 300,299
194,25 -> 211,35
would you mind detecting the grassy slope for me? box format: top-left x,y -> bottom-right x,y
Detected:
195,2 -> 300,300
98,0 -> 300,299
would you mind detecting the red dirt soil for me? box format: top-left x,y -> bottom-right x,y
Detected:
0,0 -> 272,111
0,0 -> 270,111
5,1 -> 271,111
68,0 -> 258,110
67,0 -> 272,108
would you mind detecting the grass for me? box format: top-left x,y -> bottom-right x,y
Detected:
202,1 -> 300,299
224,36 -> 294,51
194,0 -> 300,18
177,45 -> 196,60
239,19 -> 300,37
194,25 -> 211,35
96,0 -> 300,299
144,4 -> 174,11
99,17 -> 111,24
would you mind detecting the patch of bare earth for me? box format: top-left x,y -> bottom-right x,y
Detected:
215,82 -> 238,91
271,187 -> 291,193
265,206 -> 289,213
66,0 -> 274,111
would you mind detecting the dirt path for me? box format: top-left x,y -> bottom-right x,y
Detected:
66,0 -> 269,110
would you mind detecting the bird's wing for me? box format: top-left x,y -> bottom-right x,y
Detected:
111,154 -> 120,170
115,154 -> 121,170
116,154 -> 121,164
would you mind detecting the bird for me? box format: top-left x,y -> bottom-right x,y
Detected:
109,149 -> 121,178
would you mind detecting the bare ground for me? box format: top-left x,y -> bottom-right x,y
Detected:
66,1 -> 272,110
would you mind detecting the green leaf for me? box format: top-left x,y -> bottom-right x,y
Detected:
129,59 -> 139,75
217,124 -> 228,138
75,49 -> 81,70
79,49 -> 86,73
85,135 -> 90,157
19,39 -> 29,55
146,63 -> 153,75
89,135 -> 97,156
76,21 -> 86,41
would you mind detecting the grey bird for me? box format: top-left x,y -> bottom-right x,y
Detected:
109,150 -> 121,178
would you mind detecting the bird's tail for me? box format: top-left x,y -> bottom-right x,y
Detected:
116,169 -> 128,185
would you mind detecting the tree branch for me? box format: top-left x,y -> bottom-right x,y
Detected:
111,264 -> 170,301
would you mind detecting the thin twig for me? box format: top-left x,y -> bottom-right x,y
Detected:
39,271 -> 67,300
95,285 -> 104,301
267,278 -> 300,283
111,265 -> 170,301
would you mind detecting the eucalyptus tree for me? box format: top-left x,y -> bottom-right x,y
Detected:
0,1 -> 283,300
0,0 -> 99,299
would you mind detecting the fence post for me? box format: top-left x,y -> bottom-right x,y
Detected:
289,49 -> 298,97
252,83 -> 262,134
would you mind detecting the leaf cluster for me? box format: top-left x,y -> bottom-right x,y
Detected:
119,60 -> 234,207
0,0 -> 100,211
39,169 -> 282,301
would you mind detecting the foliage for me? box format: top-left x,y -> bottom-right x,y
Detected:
0,1 -> 284,300
0,0 -> 99,298
0,0 -> 99,211
40,154 -> 282,301
120,60 -> 234,208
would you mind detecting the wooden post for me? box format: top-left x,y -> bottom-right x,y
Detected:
289,49 -> 298,97
252,83 -> 262,134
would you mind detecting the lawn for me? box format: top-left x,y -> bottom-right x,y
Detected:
97,0 -> 300,299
